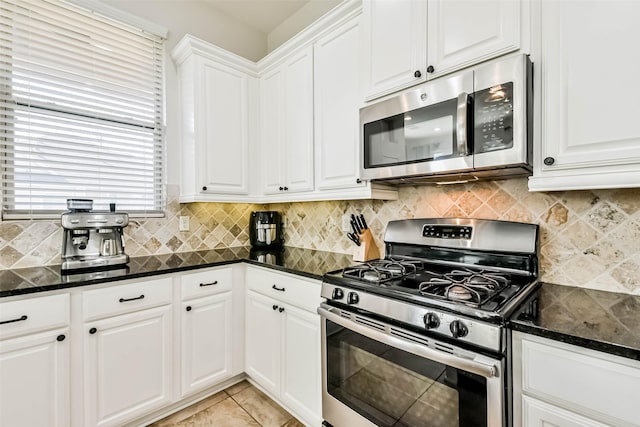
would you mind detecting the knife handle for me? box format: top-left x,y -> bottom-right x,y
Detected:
359,214 -> 368,230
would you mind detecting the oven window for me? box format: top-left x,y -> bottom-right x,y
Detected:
326,320 -> 487,427
363,98 -> 460,169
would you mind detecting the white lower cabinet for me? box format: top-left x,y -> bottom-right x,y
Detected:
1,264 -> 321,426
513,332 -> 640,427
180,266 -> 240,397
280,302 -> 321,426
245,290 -> 282,394
522,395 -> 609,427
0,293 -> 70,427
83,304 -> 173,427
245,266 -> 322,426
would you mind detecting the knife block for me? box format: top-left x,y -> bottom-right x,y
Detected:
353,229 -> 381,262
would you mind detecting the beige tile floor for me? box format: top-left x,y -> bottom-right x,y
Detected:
149,380 -> 304,427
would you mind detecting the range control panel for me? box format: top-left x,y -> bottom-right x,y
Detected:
422,225 -> 472,239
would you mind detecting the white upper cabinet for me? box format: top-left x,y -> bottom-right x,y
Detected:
362,0 -> 428,100
172,36 -> 258,202
528,0 -> 640,191
363,0 -> 524,101
427,0 -> 520,78
259,47 -> 315,196
314,17 -> 364,191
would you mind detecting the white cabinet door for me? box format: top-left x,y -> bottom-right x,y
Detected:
198,58 -> 250,195
281,304 -> 321,427
0,328 -> 69,427
84,305 -> 173,427
522,396 -> 609,427
260,66 -> 286,195
529,0 -> 640,191
427,0 -> 520,77
245,290 -> 281,395
513,332 -> 640,427
283,46 -> 315,193
173,36 -> 257,202
180,291 -> 233,397
314,17 -> 365,191
363,0 -> 427,100
259,47 -> 314,197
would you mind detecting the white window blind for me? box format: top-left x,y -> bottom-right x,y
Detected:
0,0 -> 165,219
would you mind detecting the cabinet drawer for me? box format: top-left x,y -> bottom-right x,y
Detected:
83,277 -> 172,321
0,293 -> 69,340
246,266 -> 321,312
181,267 -> 232,300
520,335 -> 640,426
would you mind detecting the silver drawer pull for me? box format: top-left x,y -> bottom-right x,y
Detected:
0,315 -> 28,325
199,281 -> 218,287
119,294 -> 144,303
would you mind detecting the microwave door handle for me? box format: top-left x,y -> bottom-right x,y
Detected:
456,92 -> 470,156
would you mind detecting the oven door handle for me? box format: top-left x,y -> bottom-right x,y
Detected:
318,306 -> 498,379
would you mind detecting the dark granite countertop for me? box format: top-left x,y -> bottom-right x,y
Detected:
0,246 -> 355,298
510,282 -> 640,361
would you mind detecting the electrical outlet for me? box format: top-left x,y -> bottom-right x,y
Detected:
179,216 -> 190,232
342,214 -> 351,232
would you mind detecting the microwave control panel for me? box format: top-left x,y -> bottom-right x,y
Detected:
474,81 -> 514,153
423,225 -> 472,239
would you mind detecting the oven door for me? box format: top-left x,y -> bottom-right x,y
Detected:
360,71 -> 473,182
319,304 -> 504,427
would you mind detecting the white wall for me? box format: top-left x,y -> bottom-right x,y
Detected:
102,0 -> 267,185
267,0 -> 342,52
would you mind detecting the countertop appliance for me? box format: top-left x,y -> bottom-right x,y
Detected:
319,218 -> 539,427
360,55 -> 532,184
61,199 -> 129,271
249,211 -> 284,248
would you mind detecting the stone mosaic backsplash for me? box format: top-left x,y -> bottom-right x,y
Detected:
269,178 -> 640,296
1,179 -> 639,295
0,185 -> 266,270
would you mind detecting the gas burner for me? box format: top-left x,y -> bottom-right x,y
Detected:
362,271 -> 384,282
418,268 -> 511,305
447,285 -> 473,301
341,264 -> 397,284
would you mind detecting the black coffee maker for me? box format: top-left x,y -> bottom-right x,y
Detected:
249,211 -> 284,247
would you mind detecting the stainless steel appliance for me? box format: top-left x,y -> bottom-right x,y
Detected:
319,218 -> 539,427
249,211 -> 284,247
61,199 -> 129,271
360,55 -> 532,184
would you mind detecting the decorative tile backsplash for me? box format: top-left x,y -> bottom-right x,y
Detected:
270,179 -> 640,295
1,179 -> 639,295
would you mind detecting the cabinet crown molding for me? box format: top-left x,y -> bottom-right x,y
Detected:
171,34 -> 259,76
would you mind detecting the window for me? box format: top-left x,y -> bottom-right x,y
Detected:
0,0 -> 166,219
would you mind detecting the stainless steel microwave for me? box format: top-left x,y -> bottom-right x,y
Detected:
360,55 -> 532,184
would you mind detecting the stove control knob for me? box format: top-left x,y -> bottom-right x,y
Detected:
331,288 -> 344,300
449,320 -> 468,338
347,292 -> 359,305
423,312 -> 440,329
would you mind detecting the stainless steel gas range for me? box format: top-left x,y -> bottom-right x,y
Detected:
318,218 -> 540,427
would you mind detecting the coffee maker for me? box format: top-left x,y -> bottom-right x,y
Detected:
249,211 -> 284,248
61,199 -> 129,271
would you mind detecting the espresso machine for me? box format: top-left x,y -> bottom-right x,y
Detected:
249,211 -> 285,265
249,211 -> 284,247
61,199 -> 129,272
